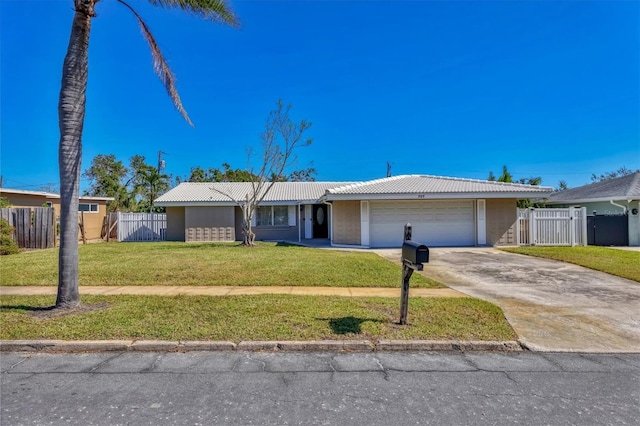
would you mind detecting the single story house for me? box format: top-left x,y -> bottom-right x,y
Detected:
0,188 -> 113,240
545,172 -> 640,246
154,175 -> 553,248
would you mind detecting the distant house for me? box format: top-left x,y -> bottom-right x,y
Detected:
154,175 -> 553,248
546,172 -> 640,246
0,188 -> 113,240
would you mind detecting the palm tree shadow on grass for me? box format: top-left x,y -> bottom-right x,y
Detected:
0,305 -> 56,312
0,303 -> 108,318
318,316 -> 385,335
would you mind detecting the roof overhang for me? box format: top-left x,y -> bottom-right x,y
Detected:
546,197 -> 640,205
1,188 -> 59,198
1,188 -> 113,201
155,200 -> 322,208
324,192 -> 553,201
80,196 -> 114,202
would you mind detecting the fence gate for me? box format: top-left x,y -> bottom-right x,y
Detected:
116,212 -> 167,242
587,214 -> 628,246
0,207 -> 56,249
517,207 -> 587,246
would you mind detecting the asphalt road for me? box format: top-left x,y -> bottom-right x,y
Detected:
2,351 -> 639,425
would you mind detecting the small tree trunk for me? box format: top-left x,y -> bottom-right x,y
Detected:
241,220 -> 255,246
56,1 -> 95,308
241,201 -> 255,246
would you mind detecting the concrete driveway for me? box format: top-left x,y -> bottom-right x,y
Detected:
375,248 -> 640,353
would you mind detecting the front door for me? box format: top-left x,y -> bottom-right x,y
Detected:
312,204 -> 328,238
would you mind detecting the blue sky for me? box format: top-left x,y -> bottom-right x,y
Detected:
1,0 -> 638,192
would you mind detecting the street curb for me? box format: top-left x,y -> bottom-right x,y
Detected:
0,340 -> 523,353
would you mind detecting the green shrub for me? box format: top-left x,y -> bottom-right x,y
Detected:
0,218 -> 20,255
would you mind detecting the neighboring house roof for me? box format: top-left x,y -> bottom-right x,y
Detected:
0,188 -> 113,201
324,175 -> 553,200
155,175 -> 553,206
546,172 -> 640,204
154,182 -> 355,206
0,188 -> 60,198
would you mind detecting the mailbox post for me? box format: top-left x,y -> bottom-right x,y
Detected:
399,223 -> 429,325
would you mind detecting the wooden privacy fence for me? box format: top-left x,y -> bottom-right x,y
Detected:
0,207 -> 56,249
517,207 -> 587,246
101,212 -> 118,241
116,212 -> 166,242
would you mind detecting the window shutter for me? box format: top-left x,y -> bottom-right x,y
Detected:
251,210 -> 256,227
288,205 -> 296,226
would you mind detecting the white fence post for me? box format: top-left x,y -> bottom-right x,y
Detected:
117,212 -> 122,241
570,208 -> 576,246
580,207 -> 587,246
529,208 -> 536,245
516,209 -> 522,245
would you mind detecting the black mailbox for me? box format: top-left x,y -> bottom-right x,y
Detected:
402,241 -> 429,265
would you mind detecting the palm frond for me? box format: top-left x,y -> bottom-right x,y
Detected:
117,0 -> 193,126
148,0 -> 239,27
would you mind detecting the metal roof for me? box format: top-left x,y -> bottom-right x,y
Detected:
547,172 -> 640,204
154,182 -> 355,206
155,175 -> 553,206
324,175 -> 554,200
0,187 -> 113,201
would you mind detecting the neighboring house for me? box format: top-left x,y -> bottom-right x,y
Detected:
0,188 -> 113,240
154,175 -> 553,248
546,172 -> 640,246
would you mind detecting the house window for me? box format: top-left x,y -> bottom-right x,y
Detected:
45,202 -> 53,208
78,203 -> 99,213
256,206 -> 289,226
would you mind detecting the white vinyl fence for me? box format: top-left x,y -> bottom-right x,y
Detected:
117,212 -> 166,242
517,207 -> 587,246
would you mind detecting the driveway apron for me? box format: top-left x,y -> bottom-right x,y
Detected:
376,248 -> 640,352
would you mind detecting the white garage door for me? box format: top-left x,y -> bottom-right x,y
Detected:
370,200 -> 475,247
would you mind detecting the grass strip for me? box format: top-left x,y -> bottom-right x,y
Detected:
0,242 -> 441,288
0,295 -> 515,341
500,246 -> 640,283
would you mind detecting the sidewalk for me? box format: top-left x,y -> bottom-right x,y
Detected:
0,286 -> 468,298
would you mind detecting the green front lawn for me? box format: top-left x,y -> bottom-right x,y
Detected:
0,242 -> 442,288
0,295 -> 516,341
500,246 -> 640,282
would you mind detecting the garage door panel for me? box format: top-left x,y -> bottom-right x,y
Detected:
370,200 -> 475,247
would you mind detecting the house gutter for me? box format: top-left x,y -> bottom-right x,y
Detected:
610,200 -> 627,214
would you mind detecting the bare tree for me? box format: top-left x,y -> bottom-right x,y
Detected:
214,100 -> 312,246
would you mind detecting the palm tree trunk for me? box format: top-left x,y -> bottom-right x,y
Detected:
56,1 -> 95,308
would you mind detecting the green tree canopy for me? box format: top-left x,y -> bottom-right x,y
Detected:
487,165 -> 513,183
0,197 -> 12,208
82,154 -> 129,211
179,163 -> 316,183
487,166 -> 543,208
591,166 -> 639,183
127,155 -> 170,212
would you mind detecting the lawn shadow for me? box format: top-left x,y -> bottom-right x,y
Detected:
319,316 -> 384,335
0,303 -> 108,319
0,305 -> 56,313
275,241 -> 300,248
